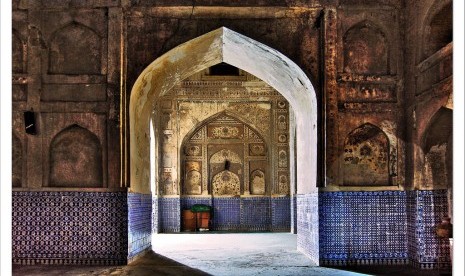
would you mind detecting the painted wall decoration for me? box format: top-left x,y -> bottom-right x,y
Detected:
49,125 -> 103,187
278,149 -> 288,168
343,123 -> 390,186
184,161 -> 202,195
212,170 -> 241,196
210,149 -> 243,165
181,113 -> 273,196
250,170 -> 266,195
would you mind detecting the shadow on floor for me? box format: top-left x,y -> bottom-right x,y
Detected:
12,251 -> 211,276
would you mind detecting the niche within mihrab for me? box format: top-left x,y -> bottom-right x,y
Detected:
182,114 -> 268,196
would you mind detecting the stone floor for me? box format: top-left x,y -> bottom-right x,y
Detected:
12,233 -> 452,276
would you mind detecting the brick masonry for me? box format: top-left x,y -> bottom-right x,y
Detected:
12,191 -> 128,265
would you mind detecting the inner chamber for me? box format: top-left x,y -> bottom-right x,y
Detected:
152,63 -> 293,232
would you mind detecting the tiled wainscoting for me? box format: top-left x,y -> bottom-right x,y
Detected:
127,193 -> 152,261
159,197 -> 181,233
12,191 -> 128,265
319,191 -> 408,266
12,190 -> 450,268
272,196 -> 291,231
159,197 -> 291,232
297,193 -> 319,265
407,190 -> 451,269
318,190 -> 451,269
290,195 -> 297,233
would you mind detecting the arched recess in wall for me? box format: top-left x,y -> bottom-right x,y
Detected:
129,27 -> 317,196
12,30 -> 25,74
421,107 -> 452,189
180,112 -> 269,196
342,123 -> 390,186
49,124 -> 103,187
343,20 -> 389,75
48,22 -> 102,75
12,133 -> 22,187
421,1 -> 452,60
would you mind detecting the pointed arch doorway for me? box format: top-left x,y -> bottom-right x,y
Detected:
181,111 -> 272,231
128,27 -> 319,264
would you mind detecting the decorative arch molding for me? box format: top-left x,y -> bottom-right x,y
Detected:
342,123 -> 390,186
181,110 -> 270,147
49,124 -> 103,187
420,0 -> 452,60
343,20 -> 389,75
48,22 -> 102,75
129,27 -> 317,196
180,112 -> 267,196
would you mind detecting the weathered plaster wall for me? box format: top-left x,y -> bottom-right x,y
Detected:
403,0 -> 453,191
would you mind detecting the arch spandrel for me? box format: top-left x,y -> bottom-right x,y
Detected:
129,27 -> 317,195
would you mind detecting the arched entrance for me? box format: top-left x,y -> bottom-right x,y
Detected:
180,112 -> 272,231
129,27 -> 319,263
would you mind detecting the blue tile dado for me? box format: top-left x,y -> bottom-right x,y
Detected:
407,190 -> 451,269
127,193 -> 152,260
318,191 -> 408,266
12,191 -> 128,265
291,195 -> 297,233
212,197 -> 241,231
272,197 -> 291,232
242,197 -> 271,231
297,193 -> 319,265
178,197 -> 290,232
152,196 -> 158,234
181,197 -> 212,211
159,197 -> 181,232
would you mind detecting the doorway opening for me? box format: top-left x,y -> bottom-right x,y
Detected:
129,27 -> 319,263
